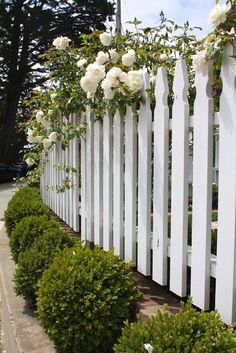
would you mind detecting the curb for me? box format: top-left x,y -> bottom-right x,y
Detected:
0,223 -> 56,353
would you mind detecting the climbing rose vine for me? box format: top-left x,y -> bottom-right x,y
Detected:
22,0 -> 235,188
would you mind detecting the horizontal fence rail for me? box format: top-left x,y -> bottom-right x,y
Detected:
41,44 -> 236,324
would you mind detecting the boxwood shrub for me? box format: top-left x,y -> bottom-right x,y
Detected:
4,186 -> 49,235
37,246 -> 139,353
114,300 -> 236,353
10,215 -> 59,262
14,228 -> 77,304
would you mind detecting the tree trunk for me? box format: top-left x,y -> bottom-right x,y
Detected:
0,0 -> 28,162
1,90 -> 21,162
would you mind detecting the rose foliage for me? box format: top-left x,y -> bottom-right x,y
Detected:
23,1 -> 235,186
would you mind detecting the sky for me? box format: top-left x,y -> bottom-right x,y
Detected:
116,0 -> 220,38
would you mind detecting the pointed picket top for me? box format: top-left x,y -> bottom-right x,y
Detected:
173,58 -> 189,104
220,42 -> 236,105
155,67 -> 169,107
194,62 -> 213,100
191,59 -> 213,311
138,70 -> 152,276
126,105 -> 133,117
215,42 -> 236,324
170,57 -> 189,297
142,71 -> 151,100
153,66 -> 169,286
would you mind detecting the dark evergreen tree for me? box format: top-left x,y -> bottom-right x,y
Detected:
0,0 -> 114,161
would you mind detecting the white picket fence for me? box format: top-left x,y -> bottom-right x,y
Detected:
41,44 -> 236,324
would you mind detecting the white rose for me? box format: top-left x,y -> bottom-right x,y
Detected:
52,36 -> 71,50
101,78 -> 113,91
192,50 -> 208,75
104,88 -> 115,100
96,51 -> 109,65
160,53 -> 168,62
37,116 -> 51,129
122,49 -> 136,67
80,75 -> 98,93
48,131 -> 58,143
27,128 -> 38,143
144,344 -> 153,353
25,158 -> 35,166
99,32 -> 112,46
208,3 -> 231,27
27,134 -> 37,144
50,93 -> 57,101
33,86 -> 41,92
125,70 -> 143,92
36,110 -> 44,120
27,134 -> 42,144
27,128 -> 34,137
109,49 -> 120,63
214,39 -> 221,49
76,58 -> 87,68
106,67 -> 127,88
43,138 -> 53,150
86,63 -> 106,82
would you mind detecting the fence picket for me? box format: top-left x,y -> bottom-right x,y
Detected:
170,59 -> 189,297
68,115 -> 73,228
191,63 -> 213,310
124,106 -> 137,263
62,135 -> 66,222
153,67 -> 169,285
47,150 -> 51,209
86,109 -> 94,242
59,143 -> 63,220
113,110 -> 124,258
81,122 -> 86,241
137,72 -> 152,275
103,112 -> 113,250
65,122 -> 70,225
72,114 -> 80,232
215,43 -> 236,324
55,143 -> 59,216
94,119 -> 103,246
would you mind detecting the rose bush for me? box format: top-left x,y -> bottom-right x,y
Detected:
22,1 -> 235,186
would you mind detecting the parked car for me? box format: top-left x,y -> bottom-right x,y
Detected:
0,163 -> 23,182
11,161 -> 28,176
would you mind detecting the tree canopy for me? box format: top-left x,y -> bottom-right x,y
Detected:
0,0 -> 114,161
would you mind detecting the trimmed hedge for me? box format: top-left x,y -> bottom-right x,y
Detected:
4,187 -> 49,235
37,246 -> 139,353
14,228 -> 77,304
9,215 -> 59,262
114,300 -> 236,353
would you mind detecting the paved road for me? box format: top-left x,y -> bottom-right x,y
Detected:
0,183 -> 18,353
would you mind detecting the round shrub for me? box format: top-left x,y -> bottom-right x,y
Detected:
37,246 -> 139,353
10,215 -> 59,262
114,300 -> 236,353
11,186 -> 40,199
14,228 -> 77,304
4,187 -> 49,235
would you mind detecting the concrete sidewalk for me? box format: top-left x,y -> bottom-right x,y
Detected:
0,183 -> 56,353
